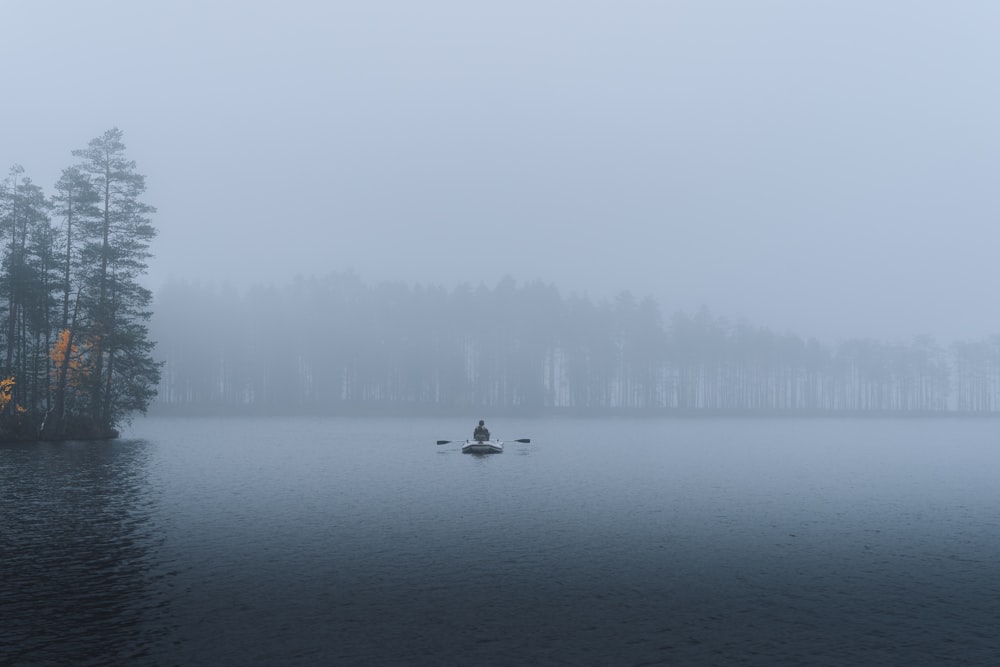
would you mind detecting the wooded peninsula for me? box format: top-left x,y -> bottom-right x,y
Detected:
0,129 -> 159,441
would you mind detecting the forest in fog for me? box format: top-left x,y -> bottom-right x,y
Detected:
0,130 -> 159,440
151,273 -> 1000,416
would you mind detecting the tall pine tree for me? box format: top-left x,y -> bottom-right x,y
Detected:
0,165 -> 54,415
49,128 -> 160,436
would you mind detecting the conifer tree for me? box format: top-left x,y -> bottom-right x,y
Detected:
0,165 -> 54,414
52,166 -> 99,329
54,128 -> 160,434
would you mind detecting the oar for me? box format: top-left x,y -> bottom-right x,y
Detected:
436,438 -> 531,445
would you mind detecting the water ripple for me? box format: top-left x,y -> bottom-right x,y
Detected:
3,417 -> 1000,665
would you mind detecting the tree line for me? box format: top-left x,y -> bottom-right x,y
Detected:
151,272 -> 994,415
0,128 -> 160,439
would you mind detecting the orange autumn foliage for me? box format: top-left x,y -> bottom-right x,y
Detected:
0,376 -> 14,412
50,329 -> 90,387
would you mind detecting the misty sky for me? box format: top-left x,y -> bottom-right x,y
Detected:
3,1 -> 999,342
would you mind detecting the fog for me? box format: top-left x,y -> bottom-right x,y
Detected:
4,1 -> 999,342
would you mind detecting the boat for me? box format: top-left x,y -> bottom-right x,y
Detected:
435,437 -> 528,453
462,439 -> 504,454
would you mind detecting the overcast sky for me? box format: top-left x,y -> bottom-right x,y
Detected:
3,1 -> 999,342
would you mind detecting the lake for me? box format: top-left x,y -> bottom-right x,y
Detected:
2,416 -> 999,665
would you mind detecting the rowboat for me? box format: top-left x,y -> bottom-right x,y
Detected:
462,439 -> 504,454
435,437 -> 528,452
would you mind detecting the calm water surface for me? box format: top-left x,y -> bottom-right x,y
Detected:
2,416 -> 999,665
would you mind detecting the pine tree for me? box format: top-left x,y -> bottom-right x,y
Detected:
50,128 -> 161,435
52,166 -> 99,329
0,165 -> 53,416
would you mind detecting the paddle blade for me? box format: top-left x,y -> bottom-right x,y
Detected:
436,440 -> 452,445
513,438 -> 531,443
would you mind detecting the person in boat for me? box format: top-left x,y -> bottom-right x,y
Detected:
473,420 -> 490,442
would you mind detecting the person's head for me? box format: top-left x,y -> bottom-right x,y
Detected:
479,420 -> 485,426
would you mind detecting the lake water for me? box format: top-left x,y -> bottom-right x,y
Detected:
2,416 -> 999,665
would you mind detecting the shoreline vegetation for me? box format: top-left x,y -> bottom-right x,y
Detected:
152,274 -> 999,419
0,129 -> 160,443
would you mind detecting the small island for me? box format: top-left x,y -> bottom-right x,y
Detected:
0,128 -> 159,441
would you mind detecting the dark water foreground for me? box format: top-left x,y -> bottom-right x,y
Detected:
2,417 -> 999,665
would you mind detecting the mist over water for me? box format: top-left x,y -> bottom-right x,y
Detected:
3,417 -> 999,665
5,5 -> 1000,665
6,3 -> 1000,342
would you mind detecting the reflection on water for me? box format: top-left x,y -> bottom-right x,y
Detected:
3,417 -> 1000,665
0,440 -> 165,665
